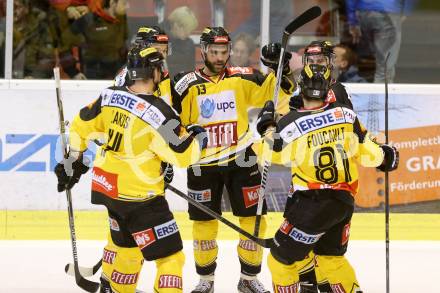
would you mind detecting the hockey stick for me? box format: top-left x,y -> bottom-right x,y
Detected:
166,184 -> 275,248
54,67 -> 100,293
254,5 -> 322,236
384,53 -> 391,293
65,260 -> 102,277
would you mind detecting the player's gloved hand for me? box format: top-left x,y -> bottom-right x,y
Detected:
289,94 -> 303,110
261,42 -> 292,75
161,162 -> 174,184
256,100 -> 276,136
377,144 -> 399,172
187,124 -> 208,150
54,154 -> 90,192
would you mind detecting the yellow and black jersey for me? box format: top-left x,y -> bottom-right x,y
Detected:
69,86 -> 202,201
171,66 -> 295,166
261,99 -> 384,197
114,67 -> 172,107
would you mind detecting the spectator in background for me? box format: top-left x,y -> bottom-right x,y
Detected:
230,32 -> 256,67
346,0 -> 417,82
70,0 -> 128,79
12,0 -> 56,78
333,44 -> 366,83
162,6 -> 198,75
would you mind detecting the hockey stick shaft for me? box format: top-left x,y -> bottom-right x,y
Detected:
254,5 -> 322,237
384,53 -> 390,293
54,67 -> 99,293
166,184 -> 275,248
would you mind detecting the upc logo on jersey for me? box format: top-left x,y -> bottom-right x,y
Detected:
289,227 -> 324,244
132,228 -> 156,249
197,91 -> 237,123
111,270 -> 138,285
188,188 -> 212,202
91,167 -> 118,198
276,283 -> 300,293
200,98 -> 215,118
154,219 -> 179,240
158,275 -> 182,289
205,121 -> 238,148
242,185 -> 261,208
296,107 -> 348,134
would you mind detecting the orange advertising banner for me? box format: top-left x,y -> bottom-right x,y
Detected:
356,125 -> 440,209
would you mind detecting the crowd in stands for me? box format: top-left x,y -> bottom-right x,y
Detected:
0,0 -> 420,82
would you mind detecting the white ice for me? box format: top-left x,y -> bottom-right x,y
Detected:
0,240 -> 438,292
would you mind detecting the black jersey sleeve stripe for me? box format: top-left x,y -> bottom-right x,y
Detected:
79,96 -> 102,121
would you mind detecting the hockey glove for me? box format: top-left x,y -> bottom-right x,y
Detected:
377,144 -> 399,172
187,124 -> 208,150
161,162 -> 174,184
289,95 -> 303,110
256,100 -> 276,136
54,154 -> 90,192
261,43 -> 292,75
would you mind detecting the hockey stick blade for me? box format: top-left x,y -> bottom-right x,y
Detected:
76,275 -> 100,293
166,184 -> 275,248
285,6 -> 321,35
65,260 -> 102,277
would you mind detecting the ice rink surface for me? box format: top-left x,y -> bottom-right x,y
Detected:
1,240 -> 439,292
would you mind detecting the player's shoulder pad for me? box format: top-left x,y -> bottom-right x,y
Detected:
226,66 -> 265,85
173,71 -> 198,96
275,111 -> 304,144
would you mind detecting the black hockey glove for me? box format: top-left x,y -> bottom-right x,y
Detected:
377,144 -> 399,172
289,95 -> 303,110
256,100 -> 276,136
261,43 -> 292,75
187,124 -> 208,150
54,155 -> 90,192
161,162 -> 174,185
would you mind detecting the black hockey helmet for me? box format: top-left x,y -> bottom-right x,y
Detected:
303,40 -> 334,67
200,26 -> 231,52
299,64 -> 331,100
127,47 -> 164,80
134,26 -> 169,47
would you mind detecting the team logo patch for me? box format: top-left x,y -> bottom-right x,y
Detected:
111,270 -> 138,285
102,248 -> 116,264
109,217 -> 120,231
200,98 -> 215,118
91,167 -> 118,198
326,89 -> 337,103
188,188 -> 212,202
279,219 -> 293,235
158,274 -> 182,289
341,223 -> 351,245
242,185 -> 261,208
174,72 -> 197,95
275,283 -> 300,293
238,239 -> 257,251
154,219 -> 179,239
132,228 -> 156,249
289,227 -> 324,244
205,121 -> 238,148
193,240 -> 217,251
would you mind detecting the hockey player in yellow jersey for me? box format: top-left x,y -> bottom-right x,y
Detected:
54,47 -> 208,293
171,27 -> 295,293
256,41 -> 399,293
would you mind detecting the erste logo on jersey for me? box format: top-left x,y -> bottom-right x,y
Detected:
91,167 -> 118,198
289,227 -> 324,244
188,188 -> 212,202
197,90 -> 237,123
205,121 -> 238,148
154,219 -> 179,240
242,185 -> 261,208
295,107 -> 348,134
